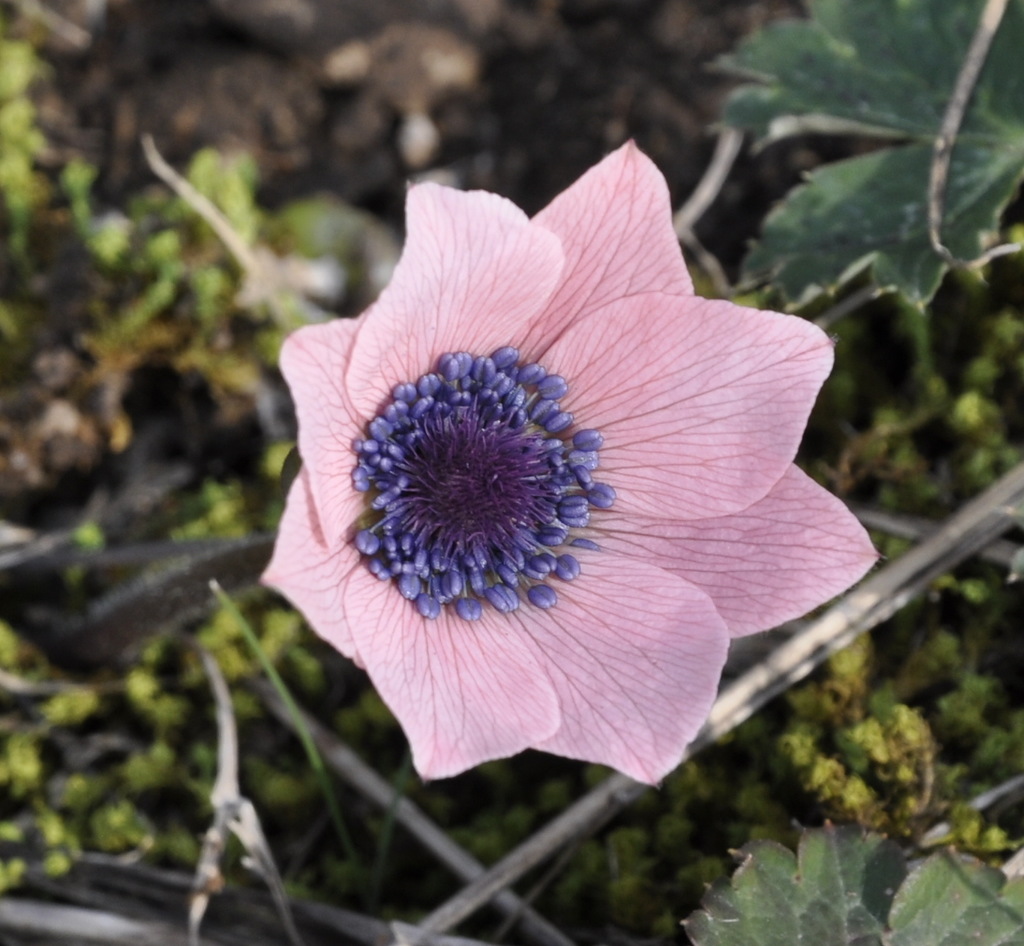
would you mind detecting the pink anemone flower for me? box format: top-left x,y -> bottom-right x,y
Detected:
261,142 -> 877,785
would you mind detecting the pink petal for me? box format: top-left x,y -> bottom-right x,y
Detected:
345,184 -> 565,420
544,291 -> 835,520
516,551 -> 729,785
280,318 -> 367,547
521,141 -> 694,354
597,465 -> 879,638
261,469 -> 362,660
342,567 -> 562,780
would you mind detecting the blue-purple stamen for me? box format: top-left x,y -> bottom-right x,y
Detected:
352,347 -> 616,620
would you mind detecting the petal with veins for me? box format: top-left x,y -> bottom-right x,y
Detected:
545,292 -> 834,520
345,184 -> 564,420
343,566 -> 561,780
524,141 -> 694,355
598,465 -> 879,637
518,552 -> 729,785
280,318 -> 366,547
262,469 -> 362,660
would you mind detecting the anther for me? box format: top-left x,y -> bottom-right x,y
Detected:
456,598 -> 482,621
352,348 -> 616,621
527,585 -> 558,609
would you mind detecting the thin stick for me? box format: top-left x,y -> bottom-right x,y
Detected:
928,0 -> 1017,265
190,646 -> 242,946
192,642 -> 306,946
211,582 -> 366,896
419,458 -> 1024,934
813,284 -> 882,331
851,504 -> 1017,568
0,898 -> 195,945
921,772 -> 1024,846
140,135 -> 336,319
9,0 -> 93,48
141,134 -> 261,274
673,128 -> 744,297
673,128 -> 744,237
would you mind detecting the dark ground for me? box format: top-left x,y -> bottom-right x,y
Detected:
36,0 -> 811,271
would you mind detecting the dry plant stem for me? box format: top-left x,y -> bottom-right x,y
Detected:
813,285 -> 882,331
0,898 -> 200,946
673,128 -> 743,298
390,921 -> 516,946
251,678 -> 576,946
852,503 -> 1018,568
141,135 -> 330,318
673,128 -> 744,236
0,891 -> 506,946
1004,845 -> 1024,879
141,135 -> 261,274
20,851 -> 391,946
9,0 -> 93,47
193,646 -> 306,946
928,0 -> 1017,265
0,666 -> 105,697
679,228 -> 731,298
491,827 -> 596,944
420,458 -> 1024,935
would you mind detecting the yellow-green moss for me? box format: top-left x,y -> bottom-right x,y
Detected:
42,849 -> 73,878
0,732 -> 44,800
39,689 -> 103,727
242,758 -> 319,825
0,857 -> 26,893
88,798 -> 151,852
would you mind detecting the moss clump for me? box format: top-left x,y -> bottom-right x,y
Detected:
0,19 -> 47,266
0,732 -> 45,801
39,689 -> 103,727
88,798 -> 152,853
0,857 -> 27,893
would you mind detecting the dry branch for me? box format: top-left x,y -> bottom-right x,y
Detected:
6,853 -> 508,946
672,127 -> 743,296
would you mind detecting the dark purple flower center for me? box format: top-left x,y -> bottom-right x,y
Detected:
351,347 -> 615,620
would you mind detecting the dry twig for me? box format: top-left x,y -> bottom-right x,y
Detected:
141,135 -> 261,276
921,772 -> 1024,846
672,128 -> 744,297
7,0 -> 94,48
673,128 -> 744,237
852,503 -> 1018,568
419,458 -> 1024,934
193,645 -> 305,946
140,136 -> 342,321
813,284 -> 884,331
0,898 -> 199,946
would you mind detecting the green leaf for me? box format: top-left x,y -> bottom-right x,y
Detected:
745,142 -> 1024,306
683,824 -> 906,946
719,0 -> 1024,305
887,850 -> 1024,945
